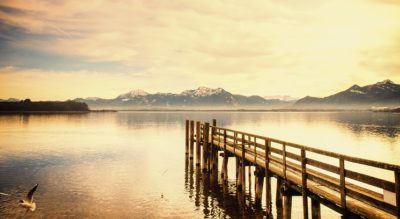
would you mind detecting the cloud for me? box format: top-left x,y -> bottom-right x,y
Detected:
0,0 -> 400,98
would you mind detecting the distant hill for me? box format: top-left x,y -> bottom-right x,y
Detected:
295,80 -> 400,109
74,87 -> 291,109
0,99 -> 90,112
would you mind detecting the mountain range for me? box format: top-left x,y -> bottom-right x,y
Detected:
295,79 -> 400,109
73,86 -> 293,109
2,80 -> 399,110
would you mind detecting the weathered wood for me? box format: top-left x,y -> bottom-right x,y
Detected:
196,121 -> 201,166
236,157 -> 240,182
311,199 -> 321,219
202,122 -> 209,172
189,120 -> 194,159
221,130 -> 228,182
185,120 -> 189,154
255,167 -> 264,207
283,143 -> 287,180
241,134 -> 246,192
340,157 -> 346,210
187,121 -> 400,219
283,194 -> 292,219
265,139 -> 272,217
248,166 -> 252,199
395,170 -> 400,218
346,169 -> 395,192
277,177 -> 283,208
237,159 -> 243,190
302,149 -> 309,219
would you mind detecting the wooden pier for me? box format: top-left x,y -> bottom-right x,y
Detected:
185,119 -> 400,218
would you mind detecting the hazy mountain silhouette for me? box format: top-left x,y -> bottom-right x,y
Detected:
74,87 -> 291,109
295,80 -> 400,109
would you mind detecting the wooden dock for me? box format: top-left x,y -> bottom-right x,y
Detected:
185,119 -> 400,219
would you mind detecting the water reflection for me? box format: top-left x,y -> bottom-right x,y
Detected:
184,157 -> 265,218
0,111 -> 398,218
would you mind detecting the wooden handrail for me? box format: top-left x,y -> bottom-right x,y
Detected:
193,121 -> 400,218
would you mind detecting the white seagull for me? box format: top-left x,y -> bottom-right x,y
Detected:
18,184 -> 38,212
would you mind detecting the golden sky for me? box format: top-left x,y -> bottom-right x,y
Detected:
0,0 -> 400,100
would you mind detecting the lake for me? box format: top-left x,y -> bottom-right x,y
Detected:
0,111 -> 399,218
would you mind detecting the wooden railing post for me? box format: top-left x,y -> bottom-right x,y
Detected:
221,130 -> 228,182
185,120 -> 189,154
311,199 -> 321,219
265,139 -> 272,217
395,170 -> 400,218
283,143 -> 287,180
254,137 -> 257,163
190,120 -> 194,159
195,121 -> 201,166
301,149 -> 309,219
233,132 -> 237,154
339,157 -> 346,211
212,119 -> 218,174
202,122 -> 210,172
240,134 -> 246,191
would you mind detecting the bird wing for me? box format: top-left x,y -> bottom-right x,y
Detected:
26,184 -> 38,202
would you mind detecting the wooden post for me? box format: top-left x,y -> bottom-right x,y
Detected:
283,195 -> 293,219
237,159 -> 243,190
236,157 -> 240,181
241,134 -> 246,192
339,157 -> 346,211
276,177 -> 283,218
283,143 -> 287,180
265,139 -> 272,217
211,120 -> 218,175
395,170 -> 400,218
185,120 -> 189,154
189,120 -> 194,159
221,130 -> 228,182
254,167 -> 264,207
301,149 -> 309,219
248,165 -> 252,199
210,125 -> 215,173
311,199 -> 321,219
254,136 -> 257,163
202,123 -> 210,172
196,121 -> 201,166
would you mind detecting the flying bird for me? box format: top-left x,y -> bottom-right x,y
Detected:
18,184 -> 38,213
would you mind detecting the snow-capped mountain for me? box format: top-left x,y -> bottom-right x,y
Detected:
74,87 -> 290,109
264,95 -> 299,102
117,89 -> 149,99
0,98 -> 20,102
295,79 -> 400,108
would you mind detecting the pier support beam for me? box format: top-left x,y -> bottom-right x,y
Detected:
185,120 -> 189,155
221,153 -> 229,182
195,121 -> 201,166
254,166 -> 264,207
237,159 -> 243,190
189,120 -> 194,159
210,119 -> 218,175
265,139 -> 272,218
311,199 -> 321,219
395,170 -> 400,218
202,123 -> 210,172
283,195 -> 293,219
221,130 -> 228,182
276,178 -> 283,218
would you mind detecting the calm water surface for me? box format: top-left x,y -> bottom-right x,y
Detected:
0,112 -> 399,218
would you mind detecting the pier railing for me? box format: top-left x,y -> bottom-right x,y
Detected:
185,119 -> 400,218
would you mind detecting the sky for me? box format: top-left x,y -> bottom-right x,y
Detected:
0,0 -> 400,100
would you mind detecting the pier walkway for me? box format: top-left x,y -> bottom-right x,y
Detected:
185,119 -> 400,218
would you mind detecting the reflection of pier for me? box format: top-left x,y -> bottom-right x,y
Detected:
185,119 -> 400,218
184,157 -> 265,218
